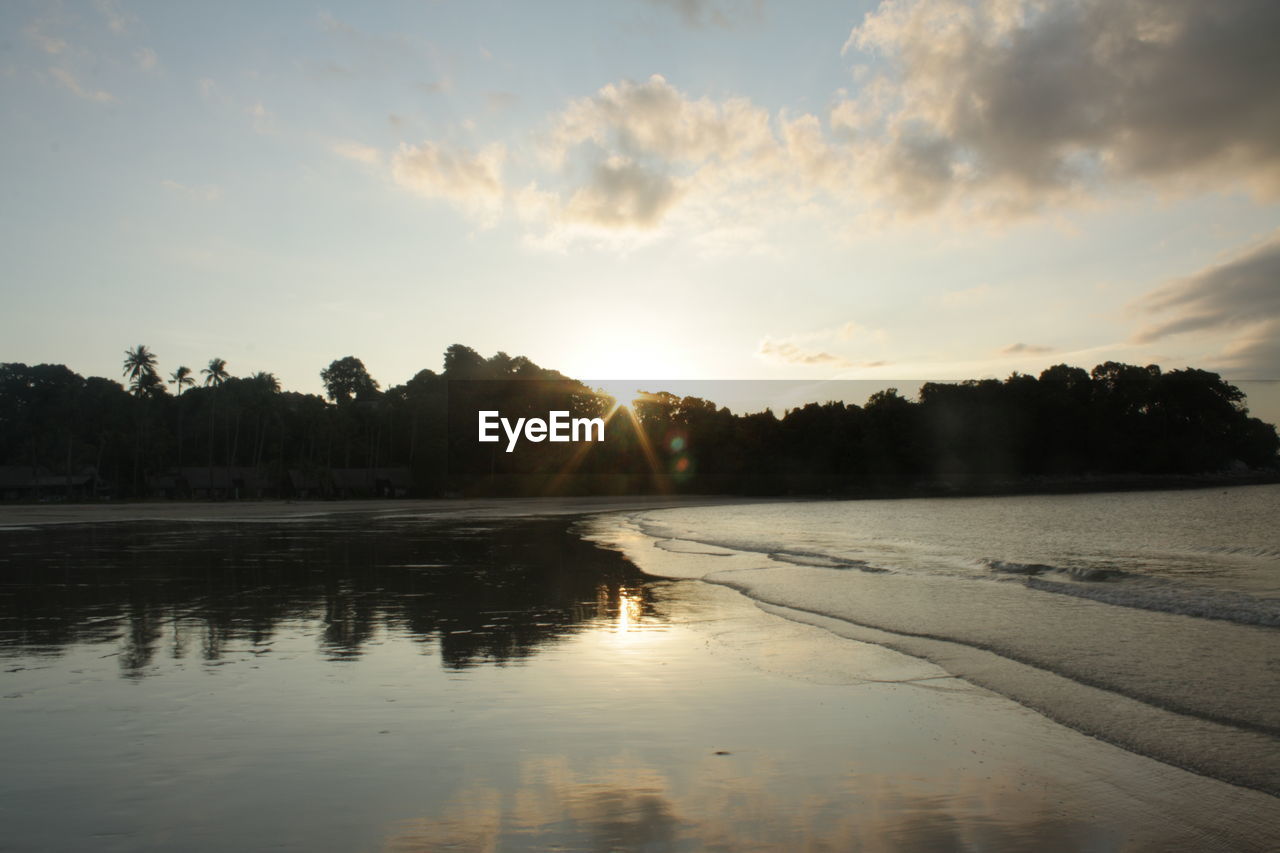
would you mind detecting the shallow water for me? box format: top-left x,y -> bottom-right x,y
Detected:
2,513 -> 1278,850
583,485 -> 1280,797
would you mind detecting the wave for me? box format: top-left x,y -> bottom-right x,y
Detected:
596,510 -> 1280,632
579,502 -> 1280,796
653,538 -> 736,557
767,552 -> 888,572
1026,576 -> 1280,627
1190,543 -> 1280,560
982,558 -> 1123,582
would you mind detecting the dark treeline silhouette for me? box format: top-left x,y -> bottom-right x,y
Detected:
0,345 -> 1276,499
0,519 -> 652,674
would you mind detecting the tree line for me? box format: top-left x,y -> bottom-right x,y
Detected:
0,344 -> 1275,499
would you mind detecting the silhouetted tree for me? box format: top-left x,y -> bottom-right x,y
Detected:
169,366 -> 194,396
122,345 -> 159,397
321,356 -> 379,404
2,351 -> 1276,499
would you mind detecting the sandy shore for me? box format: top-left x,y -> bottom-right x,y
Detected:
0,494 -> 757,527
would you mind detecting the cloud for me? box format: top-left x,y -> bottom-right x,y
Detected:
92,0 -> 131,34
417,79 -> 452,95
486,91 -> 518,111
547,74 -> 775,168
391,141 -> 506,224
838,0 -> 1280,219
24,23 -> 67,55
525,74 -> 846,238
1133,233 -> 1280,344
561,157 -> 683,229
331,140 -> 381,166
1131,232 -> 1280,377
640,0 -> 763,29
758,338 -> 855,368
161,179 -> 221,202
941,283 -> 993,305
1000,342 -> 1055,355
134,47 -> 158,72
1216,322 -> 1280,379
49,67 -> 115,103
835,321 -> 860,341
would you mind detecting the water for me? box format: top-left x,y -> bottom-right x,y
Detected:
583,484 -> 1280,795
2,501 -> 1279,850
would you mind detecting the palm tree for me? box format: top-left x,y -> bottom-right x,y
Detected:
121,345 -> 163,494
201,358 -> 229,495
169,366 -> 194,468
201,358 -> 229,387
247,372 -> 281,475
169,366 -> 194,396
122,345 -> 159,397
250,371 -> 280,393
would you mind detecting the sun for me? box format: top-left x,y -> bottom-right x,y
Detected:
560,331 -> 689,389
593,380 -> 645,413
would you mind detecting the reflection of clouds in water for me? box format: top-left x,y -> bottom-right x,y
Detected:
380,754 -> 1108,852
384,758 -> 683,852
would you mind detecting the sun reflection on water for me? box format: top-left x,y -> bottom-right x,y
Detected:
616,587 -> 642,633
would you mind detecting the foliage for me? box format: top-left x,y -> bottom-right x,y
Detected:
0,350 -> 1276,498
320,356 -> 379,404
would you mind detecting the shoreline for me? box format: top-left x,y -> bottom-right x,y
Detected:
2,469 -> 1278,526
0,494 -> 762,527
579,493 -> 1280,801
2,466 -> 1269,517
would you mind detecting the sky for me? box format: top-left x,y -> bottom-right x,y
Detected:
2,0 -> 1278,418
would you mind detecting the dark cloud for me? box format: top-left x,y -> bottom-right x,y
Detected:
1134,233 -> 1280,377
1134,234 -> 1280,343
844,0 -> 1280,216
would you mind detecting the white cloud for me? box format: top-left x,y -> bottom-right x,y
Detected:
391,141 -> 506,225
49,67 -> 115,103
331,141 -> 381,166
525,74 -> 850,240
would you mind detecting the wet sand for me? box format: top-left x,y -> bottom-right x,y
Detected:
1,508 -> 1277,849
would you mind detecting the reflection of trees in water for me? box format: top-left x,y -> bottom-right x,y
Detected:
0,520 -> 652,676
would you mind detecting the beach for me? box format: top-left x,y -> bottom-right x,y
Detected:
1,494 -> 1277,850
